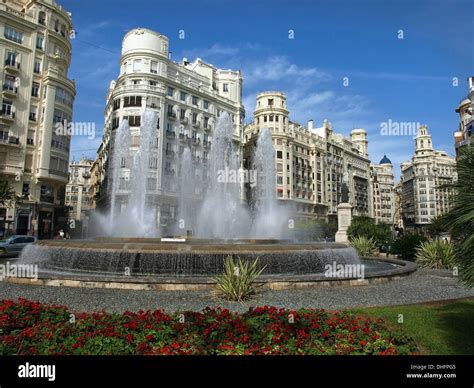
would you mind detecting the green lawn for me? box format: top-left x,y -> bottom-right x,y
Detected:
351,298 -> 474,355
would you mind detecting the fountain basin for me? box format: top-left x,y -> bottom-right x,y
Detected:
11,238 -> 417,290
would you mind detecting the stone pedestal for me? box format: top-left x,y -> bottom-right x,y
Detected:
335,203 -> 353,244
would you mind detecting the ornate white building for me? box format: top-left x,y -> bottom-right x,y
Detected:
401,125 -> 457,230
65,158 -> 93,236
96,28 -> 244,230
0,0 -> 75,239
371,155 -> 395,225
243,91 -> 373,223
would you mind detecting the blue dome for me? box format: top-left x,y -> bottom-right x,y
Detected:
379,155 -> 392,164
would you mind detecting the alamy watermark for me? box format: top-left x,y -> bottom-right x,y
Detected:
380,119 -> 422,138
54,120 -> 96,140
217,167 -> 257,187
0,261 -> 38,281
324,261 -> 365,280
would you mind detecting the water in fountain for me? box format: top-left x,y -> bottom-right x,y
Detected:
195,112 -> 251,238
94,109 -> 158,237
176,147 -> 196,234
252,127 -> 289,238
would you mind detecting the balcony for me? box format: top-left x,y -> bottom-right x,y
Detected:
204,124 -> 212,132
0,109 -> 15,123
180,117 -> 188,125
167,112 -> 176,120
166,130 -> 175,139
164,169 -> 175,177
165,150 -> 176,158
203,140 -> 211,149
4,60 -> 20,74
2,85 -> 18,98
192,137 -> 201,146
179,133 -> 188,142
192,121 -> 200,129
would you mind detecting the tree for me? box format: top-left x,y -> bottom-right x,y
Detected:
436,144 -> 474,286
0,176 -> 16,208
347,216 -> 392,249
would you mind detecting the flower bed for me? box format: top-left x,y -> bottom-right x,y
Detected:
0,299 -> 416,355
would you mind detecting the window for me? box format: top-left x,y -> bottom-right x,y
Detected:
5,52 -> 18,67
203,117 -> 209,128
167,86 -> 174,97
38,12 -> 46,25
54,19 -> 59,33
268,98 -> 274,106
223,83 -> 229,92
192,112 -> 198,124
203,100 -> 209,110
27,130 -> 35,145
4,26 -> 23,44
4,75 -> 16,91
29,106 -> 37,121
192,96 -> 198,106
124,115 -> 141,127
36,35 -> 44,50
133,59 -> 142,72
31,82 -> 40,97
180,91 -> 186,101
150,61 -> 158,74
180,109 -> 186,120
113,99 -> 120,111
60,24 -> 66,37
269,115 -> 274,122
1,100 -> 13,116
123,96 -> 142,107
277,151 -> 283,159
34,61 -> 41,74
55,87 -> 73,107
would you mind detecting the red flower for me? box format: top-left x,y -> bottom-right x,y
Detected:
126,334 -> 134,343
322,331 -> 328,338
360,340 -> 367,346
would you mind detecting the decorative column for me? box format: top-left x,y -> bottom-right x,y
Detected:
335,203 -> 352,243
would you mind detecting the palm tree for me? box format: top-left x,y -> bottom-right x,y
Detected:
437,144 -> 474,286
0,176 -> 16,207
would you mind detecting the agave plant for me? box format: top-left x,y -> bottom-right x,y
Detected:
349,236 -> 376,256
435,144 -> 474,285
415,240 -> 457,269
212,256 -> 266,301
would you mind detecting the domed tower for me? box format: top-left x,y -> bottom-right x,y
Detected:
415,125 -> 433,155
350,128 -> 368,158
120,28 -> 169,76
379,155 -> 392,165
253,91 -> 289,133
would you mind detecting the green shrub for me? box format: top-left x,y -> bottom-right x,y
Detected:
390,234 -> 427,261
349,236 -> 377,256
294,220 -> 337,241
212,256 -> 266,301
415,240 -> 457,269
347,217 -> 392,248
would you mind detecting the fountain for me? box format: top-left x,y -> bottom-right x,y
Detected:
15,110 -> 416,290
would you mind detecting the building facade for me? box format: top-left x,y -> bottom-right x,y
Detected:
401,125 -> 457,230
0,0 -> 75,239
96,28 -> 244,231
454,76 -> 473,155
371,155 -> 395,225
243,91 -> 372,223
65,158 -> 93,237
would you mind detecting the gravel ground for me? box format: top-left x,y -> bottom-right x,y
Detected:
0,268 -> 473,313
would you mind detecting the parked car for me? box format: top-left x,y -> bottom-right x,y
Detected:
0,235 -> 36,257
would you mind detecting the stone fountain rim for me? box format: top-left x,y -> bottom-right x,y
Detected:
5,256 -> 417,291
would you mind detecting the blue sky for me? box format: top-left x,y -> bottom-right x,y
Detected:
63,0 -> 473,179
